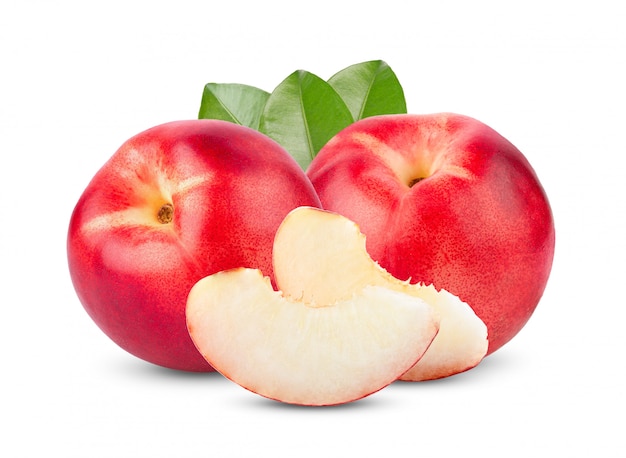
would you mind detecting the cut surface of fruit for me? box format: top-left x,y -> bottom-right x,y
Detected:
396,284 -> 488,381
186,268 -> 439,406
273,206 -> 488,381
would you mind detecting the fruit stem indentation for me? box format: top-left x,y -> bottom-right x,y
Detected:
157,203 -> 174,224
408,177 -> 425,187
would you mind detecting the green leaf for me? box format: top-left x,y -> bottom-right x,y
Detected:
328,60 -> 407,121
259,70 -> 354,170
198,83 -> 270,130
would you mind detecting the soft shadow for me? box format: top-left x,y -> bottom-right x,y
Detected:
389,348 -> 524,389
470,345 -> 529,377
106,348 -> 526,407
107,355 -> 224,382
108,357 -> 396,409
240,391 -> 391,412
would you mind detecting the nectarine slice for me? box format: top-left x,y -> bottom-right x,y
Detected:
186,268 -> 439,406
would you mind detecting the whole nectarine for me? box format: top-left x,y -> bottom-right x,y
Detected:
307,113 -> 555,355
68,120 -> 321,371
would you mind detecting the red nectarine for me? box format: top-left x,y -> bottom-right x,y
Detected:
68,120 -> 321,371
307,113 -> 555,355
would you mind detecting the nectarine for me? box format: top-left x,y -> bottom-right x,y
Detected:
307,113 -> 555,355
68,120 -> 321,371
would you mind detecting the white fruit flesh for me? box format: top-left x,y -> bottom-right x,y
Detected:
273,206 -> 488,381
186,268 -> 439,406
396,284 -> 488,381
273,206 -> 379,305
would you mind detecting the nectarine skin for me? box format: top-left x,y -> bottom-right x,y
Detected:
307,113 -> 555,355
68,120 -> 321,371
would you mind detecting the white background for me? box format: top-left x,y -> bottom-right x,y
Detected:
2,1 -> 624,456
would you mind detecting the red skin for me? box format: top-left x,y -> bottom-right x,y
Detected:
307,113 -> 555,355
68,120 -> 321,371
